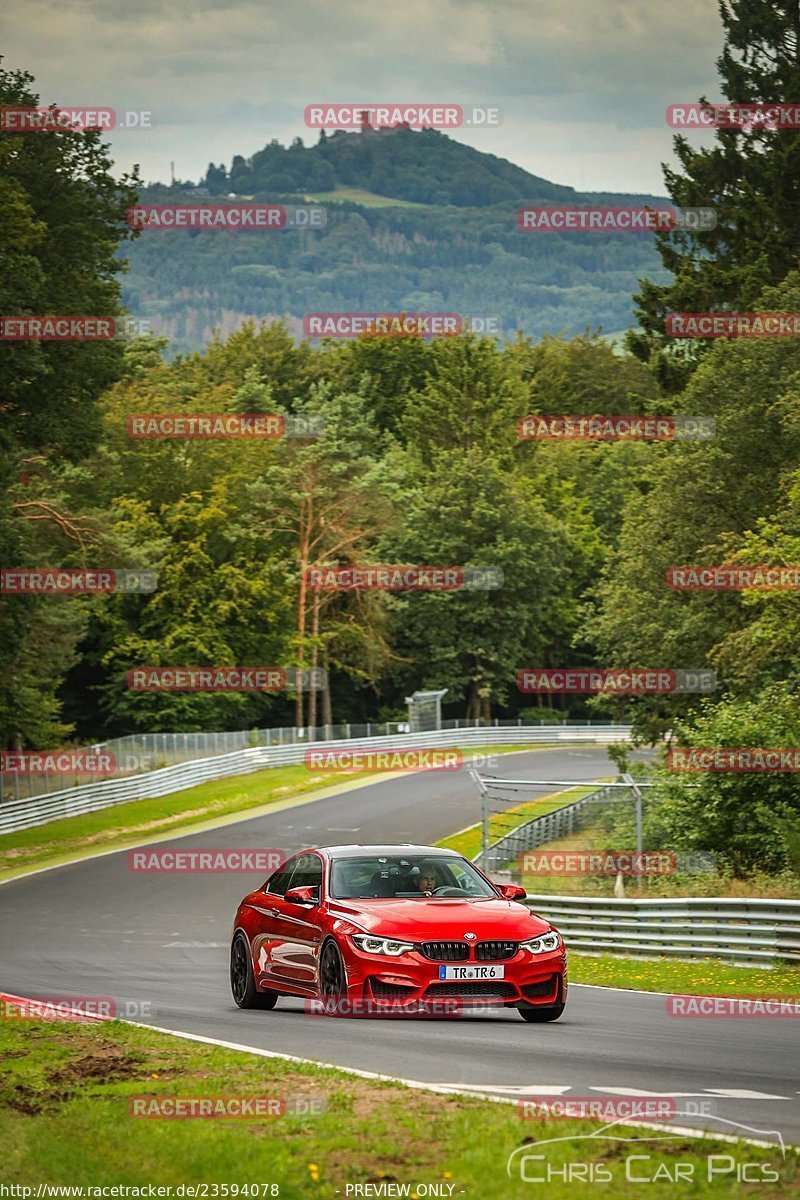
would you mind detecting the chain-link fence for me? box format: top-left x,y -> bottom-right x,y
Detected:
470,773 -> 654,877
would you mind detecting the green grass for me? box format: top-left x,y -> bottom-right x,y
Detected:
515,819 -> 800,900
305,185 -> 432,208
436,784 -> 602,859
569,953 -> 800,997
0,763 -> 359,882
0,743 -> 563,883
431,780 -> 800,996
0,1016 -> 793,1195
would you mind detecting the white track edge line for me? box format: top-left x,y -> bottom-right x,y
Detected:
1,991 -> 795,1151
119,1019 -> 800,1152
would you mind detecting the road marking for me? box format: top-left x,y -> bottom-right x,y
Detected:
119,1020 -> 799,1150
593,1087 -> 718,1098
0,989 -> 793,1150
571,982 -> 699,998
706,1089 -> 790,1100
440,1083 -> 572,1095
571,982 -> 800,1008
163,941 -> 227,948
592,1086 -> 789,1101
468,1085 -> 792,1102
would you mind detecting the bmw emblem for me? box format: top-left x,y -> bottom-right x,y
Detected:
464,932 -> 477,940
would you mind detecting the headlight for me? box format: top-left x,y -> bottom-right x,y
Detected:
520,931 -> 562,954
351,934 -> 415,956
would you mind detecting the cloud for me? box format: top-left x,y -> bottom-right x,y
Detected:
3,0 -> 723,191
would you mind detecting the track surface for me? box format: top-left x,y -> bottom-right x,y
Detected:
1,747 -> 797,1151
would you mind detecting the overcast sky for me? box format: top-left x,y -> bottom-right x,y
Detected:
4,0 -> 723,193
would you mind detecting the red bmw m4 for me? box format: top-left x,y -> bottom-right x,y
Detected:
230,844 -> 567,1020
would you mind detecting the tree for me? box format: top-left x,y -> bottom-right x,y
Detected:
0,63 -> 140,748
383,335 -> 602,719
711,466 -> 800,691
205,162 -> 227,193
246,383 -> 396,727
629,1 -> 800,389
231,366 -> 274,414
643,686 -> 800,876
594,271 -> 800,741
383,445 -> 599,721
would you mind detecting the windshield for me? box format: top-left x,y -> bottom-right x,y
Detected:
329,854 -> 497,900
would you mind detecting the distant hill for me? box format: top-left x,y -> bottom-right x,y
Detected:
205,127 -> 587,207
200,126 -> 670,210
125,128 -> 671,352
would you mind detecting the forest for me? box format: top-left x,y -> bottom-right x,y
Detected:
3,0 -> 800,877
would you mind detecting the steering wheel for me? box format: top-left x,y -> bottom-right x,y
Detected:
432,886 -> 466,897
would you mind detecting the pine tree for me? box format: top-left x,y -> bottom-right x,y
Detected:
629,1 -> 800,390
231,366 -> 273,414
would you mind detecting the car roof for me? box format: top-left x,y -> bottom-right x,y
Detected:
315,844 -> 462,859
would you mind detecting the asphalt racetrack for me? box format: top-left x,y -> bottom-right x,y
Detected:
1,747 -> 797,1149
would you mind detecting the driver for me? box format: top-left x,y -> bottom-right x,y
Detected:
412,865 -> 437,893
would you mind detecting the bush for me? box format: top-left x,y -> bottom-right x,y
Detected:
642,685 -> 800,876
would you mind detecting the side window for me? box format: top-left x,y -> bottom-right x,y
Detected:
264,859 -> 296,896
286,853 -> 323,891
448,861 -> 483,893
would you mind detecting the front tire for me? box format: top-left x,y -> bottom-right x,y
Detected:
517,1001 -> 565,1023
319,938 -> 347,1015
230,932 -> 278,1010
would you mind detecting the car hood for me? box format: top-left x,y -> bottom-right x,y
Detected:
327,897 -> 551,940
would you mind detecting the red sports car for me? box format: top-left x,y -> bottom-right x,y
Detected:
230,844 -> 567,1021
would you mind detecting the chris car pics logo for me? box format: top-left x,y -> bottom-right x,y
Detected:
506,1115 -> 785,1184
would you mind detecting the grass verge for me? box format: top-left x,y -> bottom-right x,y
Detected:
568,953 -> 800,997
0,743 -> 561,883
435,784 -> 601,859
513,821 -> 800,900
306,185 -> 432,207
0,763 -> 362,882
434,784 -> 800,997
0,1015 -> 794,1195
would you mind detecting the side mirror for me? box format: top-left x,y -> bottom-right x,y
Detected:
497,883 -> 526,901
285,884 -> 320,905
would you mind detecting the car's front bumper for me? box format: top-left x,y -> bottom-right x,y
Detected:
342,942 -> 567,1008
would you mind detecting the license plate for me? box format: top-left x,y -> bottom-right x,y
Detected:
438,964 -> 505,981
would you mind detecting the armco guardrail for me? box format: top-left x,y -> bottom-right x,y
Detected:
0,725 -> 631,835
0,748 -> 273,835
474,784 -> 615,872
0,716 -> 624,803
524,895 -> 800,966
